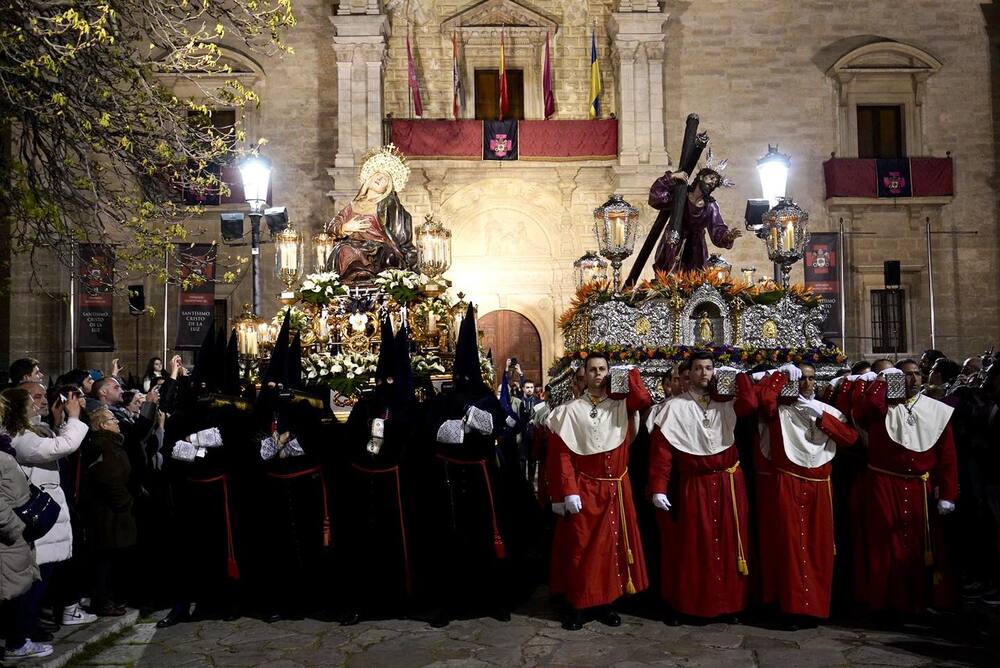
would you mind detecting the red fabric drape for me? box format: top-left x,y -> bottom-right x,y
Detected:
519,120 -> 617,160
390,120 -> 482,159
823,158 -> 953,198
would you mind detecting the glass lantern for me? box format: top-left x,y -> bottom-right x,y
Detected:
761,199 -> 810,289
757,145 -> 791,209
312,232 -> 336,273
238,155 -> 272,213
573,251 -> 609,289
274,225 -> 303,303
416,213 -> 453,295
593,194 -> 640,293
740,266 -> 757,286
235,304 -> 263,360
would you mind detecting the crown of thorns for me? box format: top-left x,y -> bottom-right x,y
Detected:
694,148 -> 735,188
360,143 -> 410,193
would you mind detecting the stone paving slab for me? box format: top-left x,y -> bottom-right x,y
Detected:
44,606 -> 1000,668
15,611 -> 139,668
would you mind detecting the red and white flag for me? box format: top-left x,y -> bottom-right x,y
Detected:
407,28 -> 424,117
498,28 -> 509,120
543,31 -> 555,119
452,32 -> 464,119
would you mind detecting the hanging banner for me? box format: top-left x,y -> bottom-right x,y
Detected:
803,232 -> 841,339
77,244 -> 116,352
175,244 -> 217,350
483,119 -> 518,160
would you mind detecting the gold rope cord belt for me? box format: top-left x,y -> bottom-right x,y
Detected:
776,467 -> 836,556
721,461 -> 749,576
868,465 -> 933,566
579,467 -> 637,594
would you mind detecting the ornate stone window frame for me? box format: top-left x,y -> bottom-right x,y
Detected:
827,40 -> 942,159
441,0 -> 558,120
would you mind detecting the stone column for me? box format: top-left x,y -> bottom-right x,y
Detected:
608,8 -> 669,169
328,12 -> 390,205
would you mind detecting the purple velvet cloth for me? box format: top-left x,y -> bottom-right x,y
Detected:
649,172 -> 735,272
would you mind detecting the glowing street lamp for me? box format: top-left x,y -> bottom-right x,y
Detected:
756,144 -> 791,209
239,154 -> 272,316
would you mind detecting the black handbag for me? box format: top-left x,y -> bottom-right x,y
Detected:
14,481 -> 61,543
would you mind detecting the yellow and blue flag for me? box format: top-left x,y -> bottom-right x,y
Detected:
589,27 -> 602,119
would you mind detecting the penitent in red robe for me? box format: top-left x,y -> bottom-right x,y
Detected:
757,374 -> 858,618
853,379 -> 958,614
546,368 -> 652,609
648,373 -> 757,618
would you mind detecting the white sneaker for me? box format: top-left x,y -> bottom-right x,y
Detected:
62,602 -> 98,625
7,639 -> 54,660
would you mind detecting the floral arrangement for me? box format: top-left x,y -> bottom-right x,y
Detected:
480,350 -> 496,388
302,350 -> 380,397
373,269 -> 426,304
272,305 -> 310,333
410,352 -> 446,378
298,271 -> 347,306
551,343 -> 847,376
412,295 -> 452,319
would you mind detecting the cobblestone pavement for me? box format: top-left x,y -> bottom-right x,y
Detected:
67,601 -> 1000,668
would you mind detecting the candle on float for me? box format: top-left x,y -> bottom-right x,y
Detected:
783,221 -> 795,251
248,329 -> 258,357
769,225 -> 779,251
318,307 -> 330,339
427,311 -> 438,334
612,219 -> 625,247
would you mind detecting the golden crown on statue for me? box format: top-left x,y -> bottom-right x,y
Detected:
359,143 -> 410,193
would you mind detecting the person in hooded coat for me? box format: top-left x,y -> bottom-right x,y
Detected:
423,305 -> 522,626
254,327 -> 334,622
337,319 -> 430,624
156,324 -> 248,627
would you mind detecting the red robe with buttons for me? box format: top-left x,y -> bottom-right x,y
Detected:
854,380 -> 958,614
648,373 -> 758,618
758,374 -> 858,618
547,369 -> 652,609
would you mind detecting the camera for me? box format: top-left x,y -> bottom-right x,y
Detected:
509,358 -> 518,367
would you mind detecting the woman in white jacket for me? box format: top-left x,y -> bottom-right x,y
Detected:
2,388 -> 92,638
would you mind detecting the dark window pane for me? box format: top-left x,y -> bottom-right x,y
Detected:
184,109 -> 240,205
871,288 -> 906,353
857,105 -> 904,158
475,69 -> 524,120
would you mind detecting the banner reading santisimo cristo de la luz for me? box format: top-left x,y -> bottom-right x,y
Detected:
175,244 -> 217,350
77,244 -> 115,352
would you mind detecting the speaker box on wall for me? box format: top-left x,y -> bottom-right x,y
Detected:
128,285 -> 145,314
883,260 -> 901,288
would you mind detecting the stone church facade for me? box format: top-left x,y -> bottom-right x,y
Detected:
5,0 -> 999,377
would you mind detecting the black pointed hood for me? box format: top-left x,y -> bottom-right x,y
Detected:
263,309 -> 290,387
453,304 -> 485,393
374,316 -> 395,383
287,331 -> 303,390
393,320 -> 414,407
190,318 -> 216,392
222,329 -> 241,396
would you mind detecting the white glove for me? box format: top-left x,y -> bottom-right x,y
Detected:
551,502 -> 566,516
436,419 -> 465,444
171,440 -> 196,462
858,371 -> 878,383
797,397 -> 825,419
779,363 -> 802,382
465,405 -> 494,435
829,374 -> 848,390
880,367 -> 905,377
189,427 -> 223,448
652,493 -> 672,511
846,374 -> 860,382
937,499 -> 956,515
564,495 -> 583,514
716,366 -> 739,374
751,370 -> 772,382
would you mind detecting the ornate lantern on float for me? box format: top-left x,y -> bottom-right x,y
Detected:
593,194 -> 639,294
761,199 -> 810,290
274,225 -> 303,304
573,251 -> 608,289
235,304 -> 264,372
706,254 -> 732,282
312,232 -> 336,273
416,213 -> 452,296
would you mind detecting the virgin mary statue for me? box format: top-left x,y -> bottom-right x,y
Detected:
324,144 -> 418,283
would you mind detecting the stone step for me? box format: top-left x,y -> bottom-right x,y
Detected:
15,610 -> 140,668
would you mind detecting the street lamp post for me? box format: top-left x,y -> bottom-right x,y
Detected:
239,155 -> 272,316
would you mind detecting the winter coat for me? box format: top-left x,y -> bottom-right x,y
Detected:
0,450 -> 39,601
12,418 -> 89,564
84,430 -> 136,552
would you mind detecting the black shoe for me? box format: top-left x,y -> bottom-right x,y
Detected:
262,611 -> 283,624
561,610 -> 584,631
492,610 -> 511,622
597,609 -> 621,627
156,609 -> 190,628
340,611 -> 361,627
222,608 -> 241,622
36,618 -> 60,633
